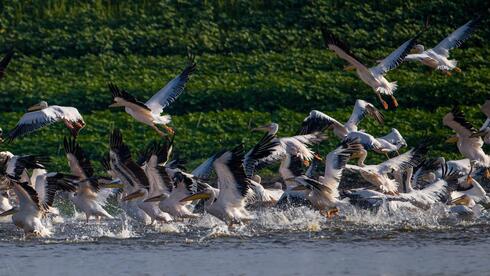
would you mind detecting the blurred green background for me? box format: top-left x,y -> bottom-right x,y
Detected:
0,0 -> 488,173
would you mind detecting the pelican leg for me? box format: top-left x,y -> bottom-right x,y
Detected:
443,70 -> 452,76
484,168 -> 490,180
163,125 -> 175,135
86,214 -> 90,223
467,161 -> 475,185
453,67 -> 462,73
324,207 -> 339,218
354,149 -> 367,167
151,125 -> 166,137
390,95 -> 398,108
376,92 -> 388,110
384,152 -> 390,160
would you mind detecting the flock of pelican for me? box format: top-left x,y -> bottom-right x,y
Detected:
0,17 -> 488,237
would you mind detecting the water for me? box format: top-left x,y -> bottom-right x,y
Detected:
1,206 -> 489,276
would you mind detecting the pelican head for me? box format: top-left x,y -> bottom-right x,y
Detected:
122,189 -> 146,201
451,194 -> 475,208
109,97 -> 125,108
28,101 -> 48,112
344,65 -> 356,71
445,135 -> 459,144
410,44 -> 425,54
0,207 -> 18,216
251,123 -> 279,135
180,190 -> 212,202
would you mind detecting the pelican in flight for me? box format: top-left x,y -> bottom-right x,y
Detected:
250,123 -> 325,169
443,106 -> 490,169
343,128 -> 407,166
7,101 -> 85,141
346,143 -> 427,195
345,162 -> 460,211
108,55 -> 196,136
322,29 -> 420,109
405,17 -> 482,74
294,138 -> 363,217
181,138 -> 278,226
0,49 -> 14,80
471,100 -> 490,144
0,173 -> 77,237
63,137 -> 114,222
323,29 -> 421,109
297,99 -> 384,137
180,145 -> 253,226
109,129 -> 172,223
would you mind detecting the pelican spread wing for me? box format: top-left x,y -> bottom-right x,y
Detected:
109,83 -> 151,111
377,144 -> 427,174
298,110 -> 346,137
370,33 -> 421,76
433,17 -> 483,57
344,100 -> 384,132
243,132 -> 280,177
322,138 -> 362,195
214,145 -> 251,205
7,106 -> 84,141
63,137 -> 94,180
443,106 -> 477,137
322,29 -> 371,74
145,56 -> 196,115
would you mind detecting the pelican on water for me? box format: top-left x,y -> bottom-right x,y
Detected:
108,55 -> 196,136
297,99 -> 384,137
63,137 -> 114,222
345,162 -> 460,211
7,101 -> 85,141
0,173 -> 77,237
322,29 -> 421,109
346,143 -> 427,195
294,138 -> 363,217
109,129 -> 172,224
405,17 -> 482,74
181,138 -> 278,226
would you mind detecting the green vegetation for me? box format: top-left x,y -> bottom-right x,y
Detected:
0,1 -> 488,173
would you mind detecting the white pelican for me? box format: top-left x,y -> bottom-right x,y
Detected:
250,122 -> 325,169
471,100 -> 490,144
63,137 -> 114,222
0,49 -> 14,80
7,101 -> 85,141
297,99 -> 384,137
1,153 -> 48,182
443,106 -> 490,169
346,143 -> 428,194
0,173 -> 77,237
109,129 -> 172,223
405,17 -> 482,74
323,29 -> 421,109
108,55 -> 196,136
181,145 -> 254,226
344,128 -> 407,166
182,138 -> 279,226
149,170 -> 204,219
0,191 -> 12,213
449,194 -> 483,219
139,139 -> 198,219
345,162 -> 460,211
294,138 -> 363,217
